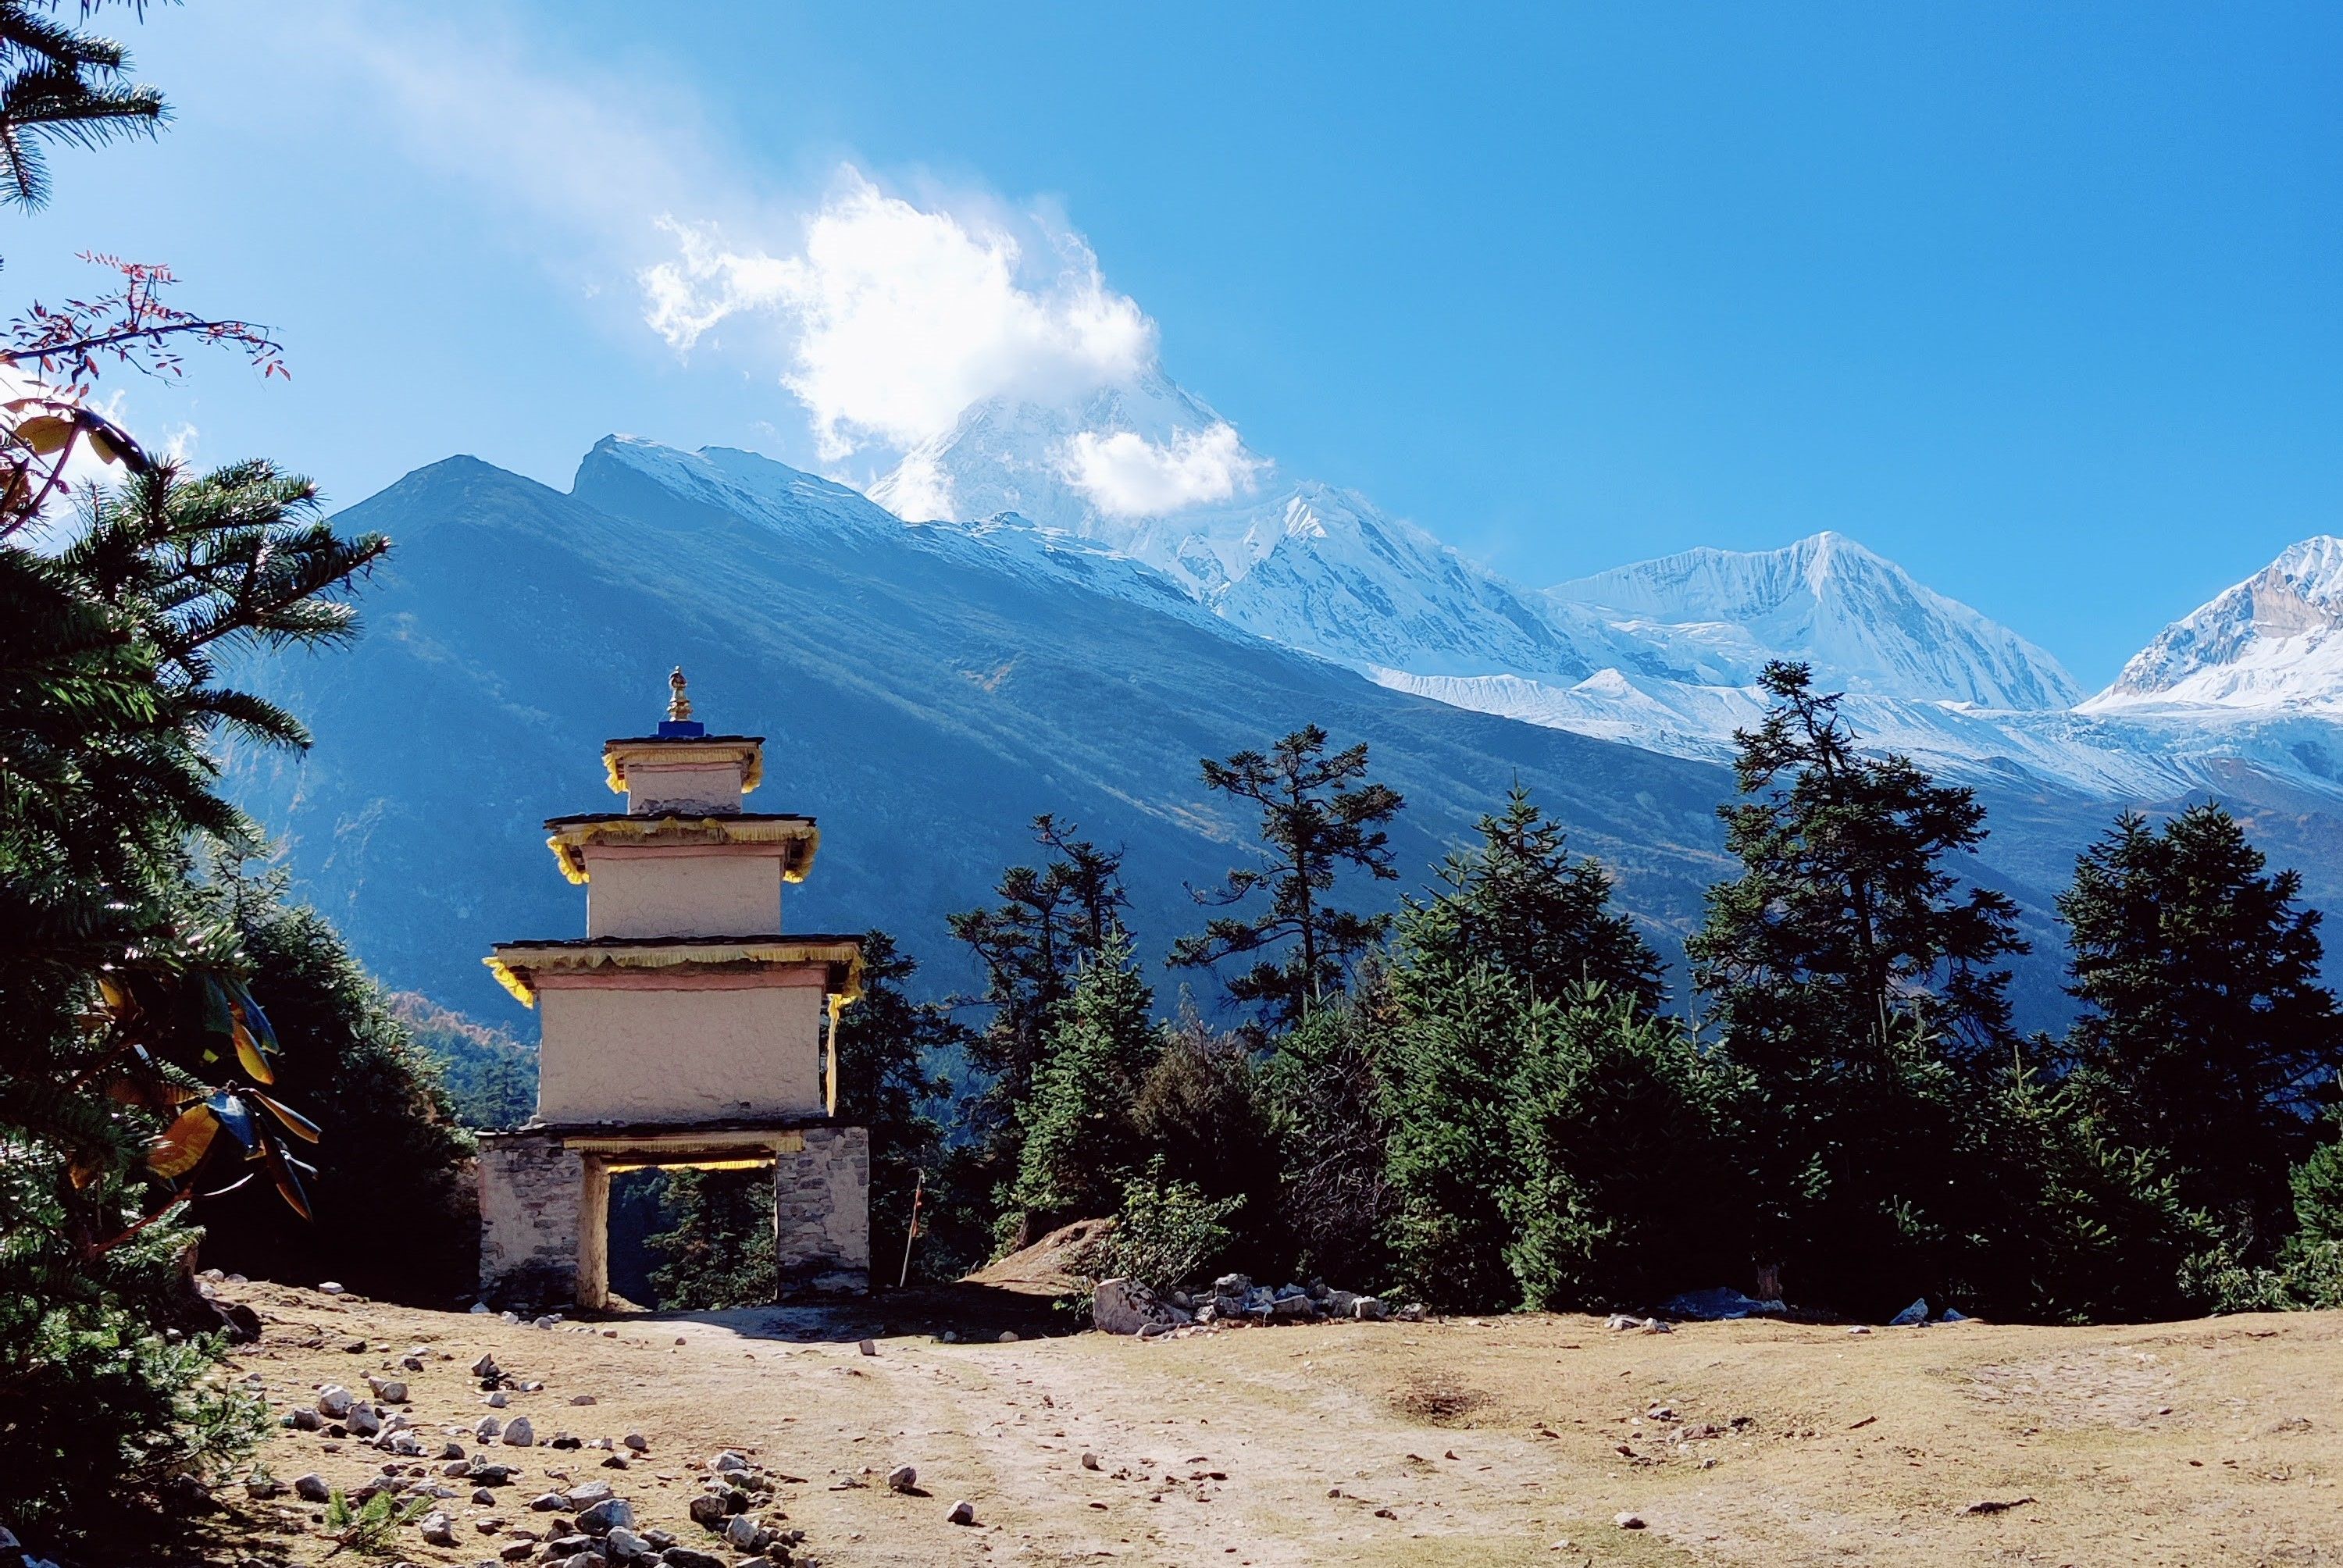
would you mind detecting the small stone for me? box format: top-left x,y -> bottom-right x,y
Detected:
689,1494 -> 727,1529
945,1500 -> 976,1527
403,1355 -> 426,1372
420,1511 -> 458,1546
998,1331 -> 1018,1343
504,1417 -> 536,1448
721,1516 -> 760,1550
530,1492 -> 569,1511
662,1551 -> 726,1568
489,1391 -> 512,1409
369,1377 -> 410,1403
477,1416 -> 505,1441
1615,1512 -> 1646,1530
442,1441 -> 466,1460
319,1281 -> 346,1295
1353,1296 -> 1389,1321
479,1513 -> 507,1531
294,1472 -> 332,1502
291,1406 -> 324,1431
577,1498 -> 635,1534
570,1394 -> 597,1406
886,1464 -> 916,1493
500,1543 -> 537,1563
1849,1325 -> 1873,1336
565,1481 -> 614,1508
343,1338 -> 369,1354
475,1488 -> 498,1506
473,1353 -> 502,1378
604,1526 -> 648,1560
624,1432 -> 649,1452
244,1474 -> 285,1499
317,1384 -> 355,1418
473,1303 -> 494,1315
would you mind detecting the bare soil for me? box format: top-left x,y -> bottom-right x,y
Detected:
201,1281 -> 2343,1567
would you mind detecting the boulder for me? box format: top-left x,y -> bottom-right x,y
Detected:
1352,1296 -> 1389,1321
1093,1278 -> 1183,1336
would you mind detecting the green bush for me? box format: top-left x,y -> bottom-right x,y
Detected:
1081,1164 -> 1245,1292
1502,989 -> 1746,1312
0,1170 -> 266,1548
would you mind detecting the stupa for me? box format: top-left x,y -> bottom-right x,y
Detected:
474,668 -> 869,1308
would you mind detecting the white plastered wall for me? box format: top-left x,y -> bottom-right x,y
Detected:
626,761 -> 747,815
584,851 -> 781,939
535,981 -> 823,1124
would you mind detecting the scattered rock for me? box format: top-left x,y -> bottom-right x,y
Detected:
318,1281 -> 345,1295
565,1481 -> 614,1508
604,1526 -> 648,1561
244,1474 -> 284,1499
659,1550 -> 726,1568
294,1473 -> 332,1502
857,1339 -> 876,1356
945,1500 -> 976,1527
1080,1452 -> 1101,1471
1353,1296 -> 1389,1321
577,1498 -> 634,1534
1849,1326 -> 1873,1336
1615,1512 -> 1646,1529
624,1432 -> 649,1452
570,1394 -> 597,1406
504,1417 -> 536,1448
498,1543 -> 536,1563
688,1494 -> 727,1529
720,1515 -> 760,1550
419,1511 -> 458,1547
886,1464 -> 917,1493
488,1391 -> 512,1409
998,1331 -> 1018,1342
289,1407 -> 323,1431
530,1491 -> 569,1511
316,1384 -> 355,1418
473,1353 -> 502,1379
1963,1496 -> 2035,1515
1888,1299 -> 1930,1327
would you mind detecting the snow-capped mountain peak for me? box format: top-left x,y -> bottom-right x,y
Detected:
2088,536 -> 2343,714
1548,532 -> 2081,710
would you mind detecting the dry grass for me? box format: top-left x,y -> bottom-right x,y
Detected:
197,1282 -> 2343,1567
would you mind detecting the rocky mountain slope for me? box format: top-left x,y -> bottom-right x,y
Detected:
223,443 -> 1738,1019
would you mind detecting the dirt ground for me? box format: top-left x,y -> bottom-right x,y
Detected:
200,1281 -> 2343,1568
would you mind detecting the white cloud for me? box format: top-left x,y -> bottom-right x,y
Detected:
1057,422 -> 1263,519
639,172 -> 1156,461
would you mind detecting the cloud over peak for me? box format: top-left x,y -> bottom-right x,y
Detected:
1057,422 -> 1264,519
640,172 -> 1156,462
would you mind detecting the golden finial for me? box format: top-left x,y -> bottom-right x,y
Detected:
667,665 -> 693,722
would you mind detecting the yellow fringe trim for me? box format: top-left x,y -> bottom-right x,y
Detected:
483,939 -> 862,1010
544,815 -> 818,886
601,739 -> 765,797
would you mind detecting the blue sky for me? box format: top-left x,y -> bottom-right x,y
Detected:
10,1 -> 2337,686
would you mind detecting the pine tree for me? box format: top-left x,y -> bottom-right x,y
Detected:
0,1 -> 169,212
1501,991 -> 1745,1312
1396,782 -> 1664,1013
2057,804 -> 2343,1267
1380,962 -> 1530,1310
832,930 -> 968,1285
1007,932 -> 1161,1238
1689,661 -> 2025,1315
1171,725 -> 1403,1029
949,815 -> 1129,1103
1689,661 -> 2026,1068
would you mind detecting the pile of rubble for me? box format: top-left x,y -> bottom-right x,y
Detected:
1091,1273 -> 1425,1337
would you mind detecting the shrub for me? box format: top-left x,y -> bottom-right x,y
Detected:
0,1173 -> 266,1549
1081,1164 -> 1244,1292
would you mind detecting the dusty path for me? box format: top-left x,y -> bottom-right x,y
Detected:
205,1282 -> 2343,1566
